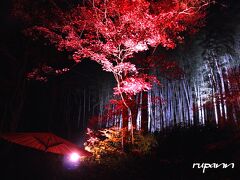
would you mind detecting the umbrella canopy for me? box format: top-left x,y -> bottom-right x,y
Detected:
0,132 -> 92,157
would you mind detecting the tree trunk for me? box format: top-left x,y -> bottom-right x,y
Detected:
141,91 -> 148,134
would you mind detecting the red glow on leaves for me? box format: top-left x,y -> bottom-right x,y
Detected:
114,77 -> 151,95
18,0 -> 211,102
26,64 -> 69,82
114,74 -> 160,95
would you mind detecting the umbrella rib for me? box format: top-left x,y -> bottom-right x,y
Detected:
48,142 -> 63,148
1,133 -> 92,157
34,136 -> 48,151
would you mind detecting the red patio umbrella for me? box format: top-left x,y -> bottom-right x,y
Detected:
0,132 -> 92,158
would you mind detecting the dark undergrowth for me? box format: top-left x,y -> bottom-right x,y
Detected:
1,124 -> 240,180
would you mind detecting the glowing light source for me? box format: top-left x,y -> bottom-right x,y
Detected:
69,152 -> 80,162
63,152 -> 81,170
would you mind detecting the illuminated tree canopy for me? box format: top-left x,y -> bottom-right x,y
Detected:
15,0 -> 212,94
11,0 -> 213,142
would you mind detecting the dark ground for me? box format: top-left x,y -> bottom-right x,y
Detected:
1,125 -> 240,180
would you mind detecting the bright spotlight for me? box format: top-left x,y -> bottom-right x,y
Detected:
63,152 -> 81,170
69,152 -> 80,162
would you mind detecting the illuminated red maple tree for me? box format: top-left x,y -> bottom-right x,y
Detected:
14,0 -> 212,143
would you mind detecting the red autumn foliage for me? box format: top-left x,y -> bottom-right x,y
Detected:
14,0 -> 212,96
13,0 -> 212,134
26,64 -> 69,82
